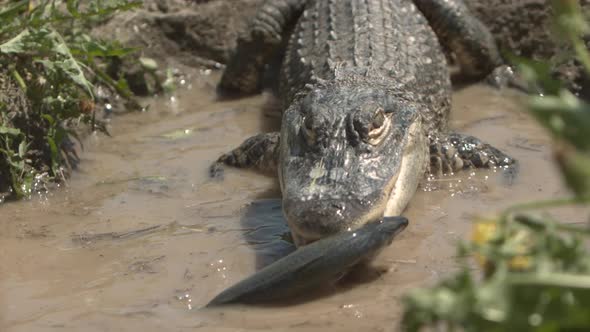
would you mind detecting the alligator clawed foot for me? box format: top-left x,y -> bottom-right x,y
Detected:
429,154 -> 464,177
429,133 -> 517,182
208,132 -> 280,180
209,160 -> 225,180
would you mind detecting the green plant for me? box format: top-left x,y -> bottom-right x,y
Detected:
0,0 -> 142,200
401,1 -> 590,331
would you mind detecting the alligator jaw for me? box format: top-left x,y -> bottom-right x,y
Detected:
339,116 -> 427,230
383,118 -> 428,217
338,118 -> 427,231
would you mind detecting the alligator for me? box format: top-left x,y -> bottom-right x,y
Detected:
212,0 -> 516,247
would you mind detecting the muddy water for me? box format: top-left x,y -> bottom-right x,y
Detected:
0,73 -> 586,332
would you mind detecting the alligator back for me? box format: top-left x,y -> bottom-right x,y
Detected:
280,0 -> 452,133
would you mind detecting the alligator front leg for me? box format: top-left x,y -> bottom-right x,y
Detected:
210,132 -> 281,179
217,0 -> 307,97
429,133 -> 517,178
412,0 -> 515,87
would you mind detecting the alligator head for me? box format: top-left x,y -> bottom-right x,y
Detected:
279,85 -> 428,246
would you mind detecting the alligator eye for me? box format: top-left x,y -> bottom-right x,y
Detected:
371,109 -> 385,130
367,108 -> 389,145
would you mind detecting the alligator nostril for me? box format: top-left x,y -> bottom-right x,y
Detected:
330,202 -> 344,210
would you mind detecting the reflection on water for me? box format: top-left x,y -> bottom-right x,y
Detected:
240,199 -> 295,269
0,74 -> 586,332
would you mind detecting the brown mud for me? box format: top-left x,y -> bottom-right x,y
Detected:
1,71 -> 587,331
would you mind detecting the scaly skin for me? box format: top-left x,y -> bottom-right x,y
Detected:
279,0 -> 451,131
214,0 -> 515,246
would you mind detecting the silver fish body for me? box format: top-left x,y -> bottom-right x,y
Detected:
205,216 -> 408,307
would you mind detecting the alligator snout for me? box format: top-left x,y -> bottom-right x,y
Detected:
283,196 -> 369,246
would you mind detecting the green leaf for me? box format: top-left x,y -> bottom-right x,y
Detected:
46,136 -> 59,174
0,0 -> 28,21
509,273 -> 590,289
139,57 -> 158,71
162,68 -> 176,93
0,0 -> 143,199
45,29 -> 94,97
2,145 -> 25,170
41,114 -> 55,126
0,126 -> 21,136
528,90 -> 590,151
20,173 -> 34,197
550,0 -> 590,75
116,78 -> 132,96
18,139 -> 27,158
555,148 -> 590,199
0,148 -> 15,158
11,69 -> 27,91
54,126 -> 66,147
507,53 -> 562,95
66,0 -> 81,17
37,57 -> 94,98
0,29 -> 30,53
74,39 -> 136,57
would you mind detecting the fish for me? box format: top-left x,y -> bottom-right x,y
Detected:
205,216 -> 408,307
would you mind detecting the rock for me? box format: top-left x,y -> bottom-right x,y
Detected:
466,0 -> 590,97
